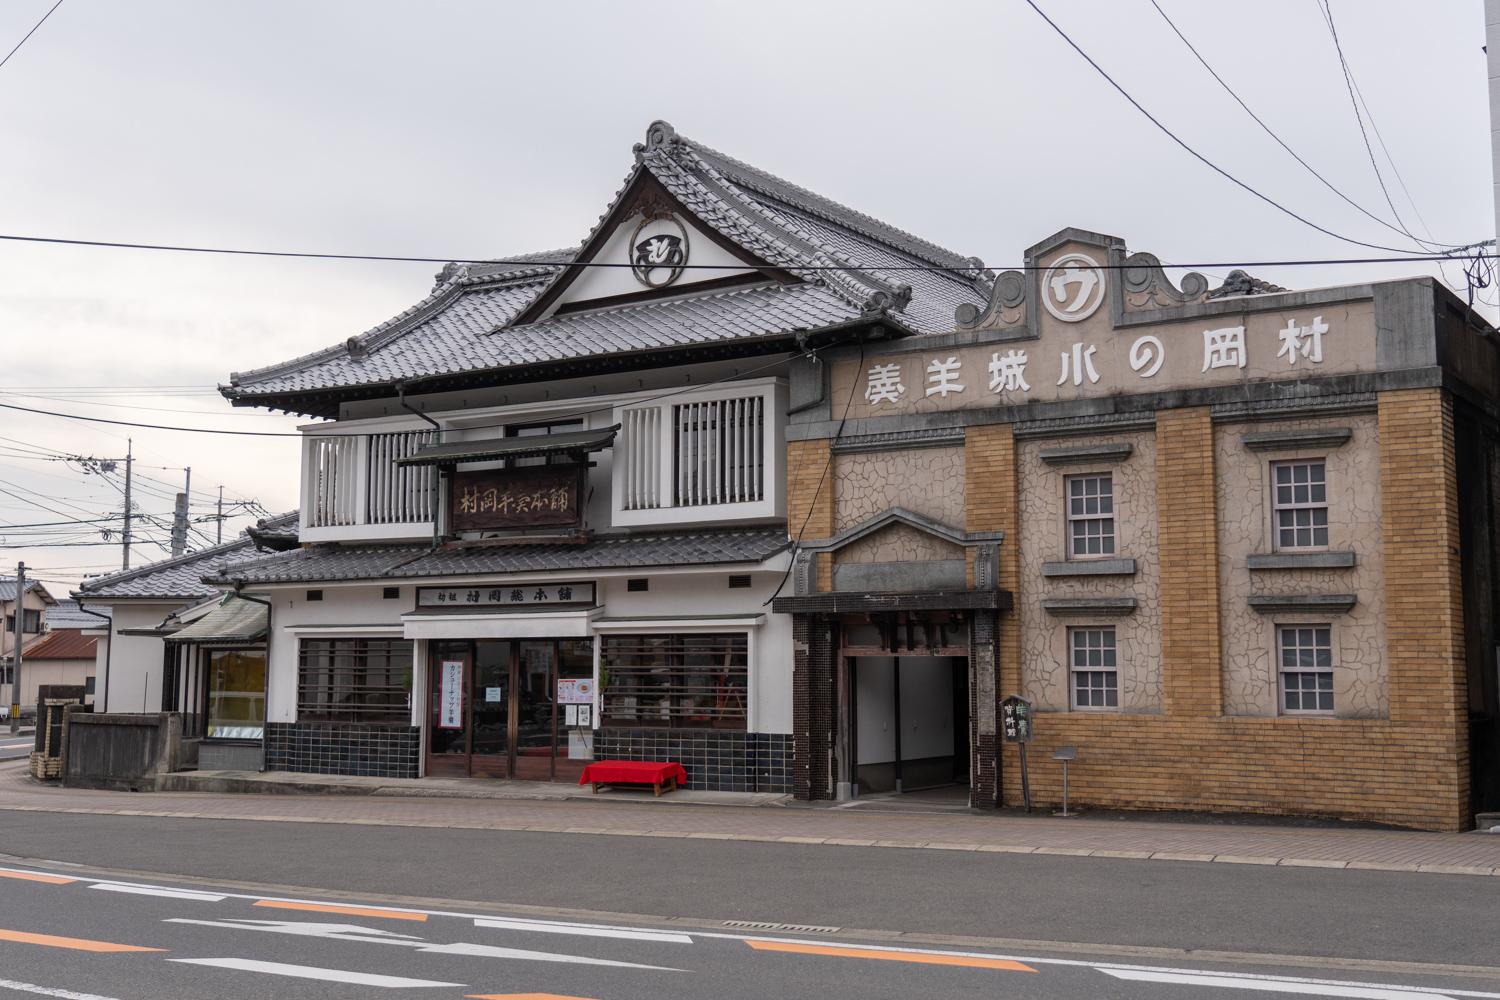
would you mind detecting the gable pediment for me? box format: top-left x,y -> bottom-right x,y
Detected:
515,171 -> 792,324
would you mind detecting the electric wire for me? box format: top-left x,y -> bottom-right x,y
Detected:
1018,0 -> 1443,255
0,0 -> 63,73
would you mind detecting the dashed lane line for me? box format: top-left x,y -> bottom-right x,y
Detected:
0,869 -> 74,885
466,994 -> 599,999
0,978 -> 120,1000
472,917 -> 693,944
166,958 -> 461,988
253,899 -> 428,921
744,939 -> 1036,972
0,929 -> 163,954
1098,967 -> 1470,999
89,884 -> 225,902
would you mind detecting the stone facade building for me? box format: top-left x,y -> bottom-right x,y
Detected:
777,227 -> 1500,832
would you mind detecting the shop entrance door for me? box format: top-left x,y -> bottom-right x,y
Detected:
424,638 -> 594,780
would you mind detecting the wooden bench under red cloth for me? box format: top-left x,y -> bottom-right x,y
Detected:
579,760 -> 689,797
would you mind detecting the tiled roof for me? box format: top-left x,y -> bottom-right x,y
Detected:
0,578 -> 55,604
208,527 -> 791,586
22,628 -> 97,660
76,512 -> 298,602
45,600 -> 104,628
223,120 -> 989,411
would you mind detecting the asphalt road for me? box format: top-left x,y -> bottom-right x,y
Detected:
0,737 -> 32,761
0,810 -> 1494,970
0,856 -> 1495,1000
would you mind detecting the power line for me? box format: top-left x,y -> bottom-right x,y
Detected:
1315,0 -> 1430,253
0,0 -> 63,73
1146,0 -> 1454,252
1018,0 -> 1437,256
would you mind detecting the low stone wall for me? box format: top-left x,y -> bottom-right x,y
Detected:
594,729 -> 792,792
264,722 -> 420,779
62,712 -> 182,791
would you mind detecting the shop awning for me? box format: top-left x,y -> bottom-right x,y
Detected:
164,596 -> 268,645
394,425 -> 619,467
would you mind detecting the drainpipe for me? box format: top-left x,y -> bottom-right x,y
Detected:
76,604 -> 112,711
396,382 -> 443,548
232,584 -> 273,773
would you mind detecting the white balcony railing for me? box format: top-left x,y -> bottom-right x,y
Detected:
303,429 -> 436,538
613,382 -> 783,527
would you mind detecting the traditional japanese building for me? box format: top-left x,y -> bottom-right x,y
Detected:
776,226 -> 1500,831
206,121 -> 987,789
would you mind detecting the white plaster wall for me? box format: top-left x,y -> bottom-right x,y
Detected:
549,213 -> 755,310
100,604 -> 178,713
854,656 -> 956,764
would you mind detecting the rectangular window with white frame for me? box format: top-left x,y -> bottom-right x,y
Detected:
1272,460 -> 1329,550
1278,625 -> 1334,714
1066,474 -> 1115,559
1069,627 -> 1118,709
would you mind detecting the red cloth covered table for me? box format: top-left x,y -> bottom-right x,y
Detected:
579,760 -> 688,796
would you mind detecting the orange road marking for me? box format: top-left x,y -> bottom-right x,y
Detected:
0,870 -> 75,885
0,928 -> 164,953
466,995 -> 599,999
745,940 -> 1036,972
253,899 -> 427,922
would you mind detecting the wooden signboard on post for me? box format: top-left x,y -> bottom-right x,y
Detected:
1001,694 -> 1034,813
450,465 -> 581,531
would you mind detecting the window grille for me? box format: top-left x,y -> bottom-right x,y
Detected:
600,633 -> 748,730
297,638 -> 414,724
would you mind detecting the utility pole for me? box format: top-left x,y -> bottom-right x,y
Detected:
216,486 -> 224,544
9,561 -> 25,735
121,439 -> 133,571
171,467 -> 192,557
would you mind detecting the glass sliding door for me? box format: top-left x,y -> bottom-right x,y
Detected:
512,640 -> 555,780
555,638 -> 595,782
470,641 -> 511,777
204,649 -> 266,741
426,641 -> 472,777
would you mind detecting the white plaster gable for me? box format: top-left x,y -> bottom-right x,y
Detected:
543,211 -> 759,317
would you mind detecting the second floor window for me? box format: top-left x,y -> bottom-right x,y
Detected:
507,418 -> 584,469
1066,474 -> 1115,559
4,609 -> 40,634
1272,460 -> 1328,549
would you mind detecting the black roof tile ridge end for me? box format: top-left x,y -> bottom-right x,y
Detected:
681,134 -> 984,274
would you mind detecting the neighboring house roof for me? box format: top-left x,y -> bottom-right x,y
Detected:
21,628 -> 97,661
222,120 -> 991,416
45,600 -> 105,628
205,527 -> 792,586
0,578 -> 56,604
75,512 -> 299,602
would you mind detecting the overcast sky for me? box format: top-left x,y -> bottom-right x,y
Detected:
0,0 -> 1490,592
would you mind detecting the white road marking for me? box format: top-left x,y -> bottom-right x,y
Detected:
1100,967 -> 1461,999
0,979 -> 120,1000
473,916 -> 693,944
165,918 -> 681,971
167,958 -> 461,988
90,883 -> 225,902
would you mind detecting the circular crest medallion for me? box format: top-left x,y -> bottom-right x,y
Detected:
630,215 -> 690,288
1041,251 -> 1106,323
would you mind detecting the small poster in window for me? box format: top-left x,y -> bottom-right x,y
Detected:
564,704 -> 578,726
439,661 -> 464,729
577,704 -> 592,728
557,678 -> 595,704
485,686 -> 502,703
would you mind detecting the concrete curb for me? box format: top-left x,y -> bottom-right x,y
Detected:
0,801 -> 1496,878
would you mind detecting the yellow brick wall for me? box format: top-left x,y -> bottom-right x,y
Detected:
999,390 -> 1471,831
965,424 -> 1020,697
786,438 -> 834,591
1157,407 -> 1224,717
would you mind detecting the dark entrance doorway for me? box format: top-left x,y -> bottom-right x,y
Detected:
849,655 -> 970,794
424,638 -> 593,781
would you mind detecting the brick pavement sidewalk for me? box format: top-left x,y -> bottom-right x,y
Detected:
2,761 -> 1498,877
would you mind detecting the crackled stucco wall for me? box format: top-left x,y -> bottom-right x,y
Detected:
835,522 -> 964,565
833,447 -> 965,533
1215,414 -> 1386,718
1016,430 -> 1162,713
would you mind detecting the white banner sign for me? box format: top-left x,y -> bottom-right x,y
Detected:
438,660 -> 464,729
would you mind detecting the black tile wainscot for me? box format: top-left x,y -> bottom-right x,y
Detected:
264,722 -> 420,779
593,729 -> 792,792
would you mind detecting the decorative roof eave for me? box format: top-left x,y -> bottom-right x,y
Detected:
218,312 -> 915,420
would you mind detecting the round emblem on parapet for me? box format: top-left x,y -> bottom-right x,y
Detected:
1041,251 -> 1106,323
630,215 -> 690,288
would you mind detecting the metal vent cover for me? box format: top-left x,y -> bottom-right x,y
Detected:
721,920 -> 840,934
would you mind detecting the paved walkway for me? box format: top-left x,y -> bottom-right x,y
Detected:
4,761 -> 1499,877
